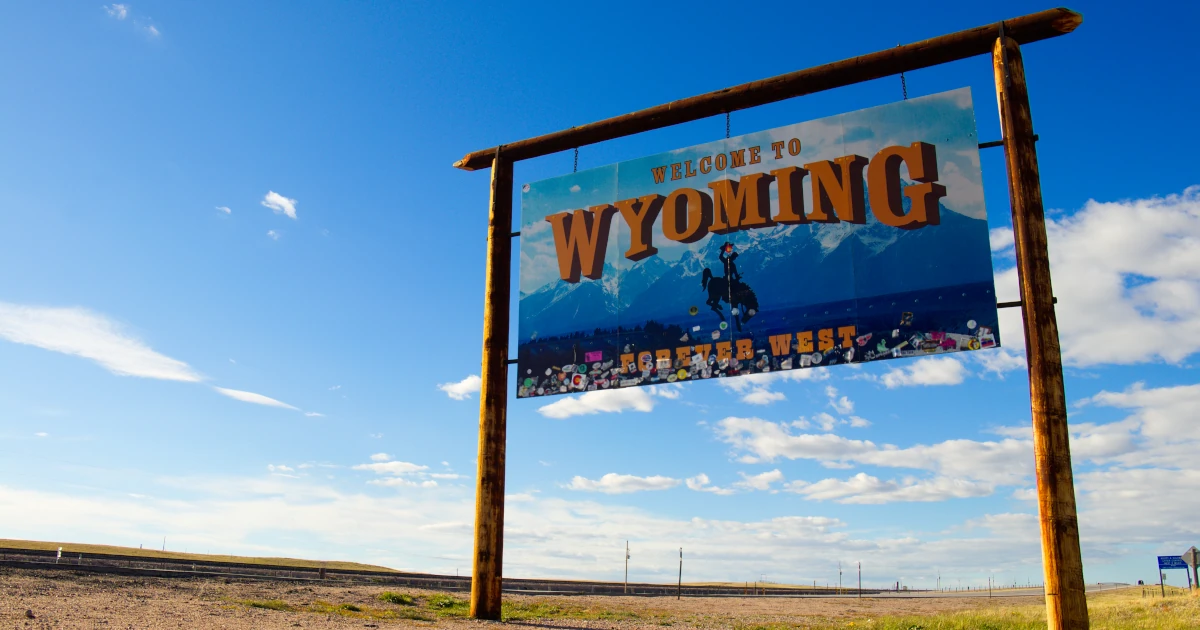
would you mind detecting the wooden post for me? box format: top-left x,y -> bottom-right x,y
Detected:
993,35 -> 1090,630
470,150 -> 513,621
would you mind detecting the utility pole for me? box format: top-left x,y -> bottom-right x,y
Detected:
993,26 -> 1089,630
624,541 -> 629,594
839,561 -> 843,595
857,562 -> 861,598
677,548 -> 683,600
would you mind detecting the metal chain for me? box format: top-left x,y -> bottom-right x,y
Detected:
573,147 -> 578,173
725,112 -> 730,139
901,71 -> 908,100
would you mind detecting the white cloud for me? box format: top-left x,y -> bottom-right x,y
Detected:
685,473 -> 735,495
329,385 -> 341,391
973,347 -> 1027,376
303,411 -> 324,417
716,416 -> 1030,487
0,303 -> 202,382
741,387 -> 786,405
212,387 -> 299,411
787,473 -> 994,504
825,385 -> 854,414
266,229 -> 281,240
717,368 -> 828,404
569,185 -> 581,193
216,206 -> 231,214
143,24 -> 160,37
879,356 -> 966,388
537,388 -> 656,419
989,227 -> 1014,253
34,432 -> 48,438
438,374 -> 481,400
353,461 -> 429,476
267,464 -> 294,473
734,469 -> 784,491
369,453 -> 391,462
566,473 -> 680,494
105,4 -> 128,19
848,416 -> 871,428
995,187 -> 1200,366
262,191 -> 298,219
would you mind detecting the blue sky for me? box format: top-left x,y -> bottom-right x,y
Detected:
2,1 -> 1199,589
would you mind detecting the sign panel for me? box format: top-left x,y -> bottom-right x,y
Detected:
1182,547 -> 1199,568
1159,555 -> 1188,570
516,88 -> 999,398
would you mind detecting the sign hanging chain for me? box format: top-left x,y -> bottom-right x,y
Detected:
897,44 -> 908,100
725,112 -> 730,139
573,147 -> 578,173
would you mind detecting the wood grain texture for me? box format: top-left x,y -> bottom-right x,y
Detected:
470,151 -> 512,620
993,36 -> 1090,630
454,8 -> 1082,171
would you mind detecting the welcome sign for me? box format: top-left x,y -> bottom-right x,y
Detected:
516,88 -> 999,398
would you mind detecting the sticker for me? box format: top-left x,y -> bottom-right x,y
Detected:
677,369 -> 688,380
846,348 -> 855,362
563,364 -> 575,373
657,358 -> 672,370
693,325 -> 701,332
748,309 -> 756,316
591,362 -> 601,371
800,355 -> 812,367
892,329 -> 900,338
689,305 -> 699,316
545,368 -> 552,376
536,387 -> 545,395
899,312 -> 914,326
584,350 -> 603,362
731,308 -> 739,316
856,333 -> 873,347
980,334 -> 996,349
967,319 -> 977,330
712,330 -> 721,340
578,364 -> 588,374
680,333 -> 689,342
811,352 -> 823,364
667,373 -> 678,382
780,358 -> 793,369
978,326 -> 993,337
968,338 -> 981,350
640,352 -> 653,367
719,321 -> 728,330
522,183 -> 531,192
620,379 -> 639,387
523,378 -> 533,387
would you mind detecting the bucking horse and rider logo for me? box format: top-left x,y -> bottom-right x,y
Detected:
701,242 -> 759,331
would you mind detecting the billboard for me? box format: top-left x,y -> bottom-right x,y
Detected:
516,87 -> 999,399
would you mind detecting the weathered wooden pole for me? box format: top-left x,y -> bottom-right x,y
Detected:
470,150 -> 513,620
993,34 -> 1089,630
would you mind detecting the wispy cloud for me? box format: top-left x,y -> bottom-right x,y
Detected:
879,356 -> 967,388
437,374 -> 481,400
0,303 -> 202,382
212,387 -> 299,410
685,473 -> 735,495
262,191 -> 298,220
266,229 -> 281,240
104,4 -> 128,20
537,388 -> 656,419
216,206 -> 231,215
566,473 -> 680,494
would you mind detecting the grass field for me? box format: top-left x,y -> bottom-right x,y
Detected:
0,538 -> 398,573
230,585 -> 1200,628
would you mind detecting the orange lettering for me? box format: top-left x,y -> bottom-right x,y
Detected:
661,188 -> 712,244
868,142 -> 946,229
614,194 -> 664,261
708,173 -> 775,235
805,155 -> 868,223
545,204 -> 617,282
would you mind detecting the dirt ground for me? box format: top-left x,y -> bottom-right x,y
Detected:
0,567 -> 1042,629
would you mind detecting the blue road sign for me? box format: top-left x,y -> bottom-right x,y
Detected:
1158,555 -> 1188,570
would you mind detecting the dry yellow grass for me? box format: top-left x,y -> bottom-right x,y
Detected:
0,538 -> 397,573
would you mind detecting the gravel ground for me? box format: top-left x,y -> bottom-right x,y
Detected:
1,567 -> 1042,629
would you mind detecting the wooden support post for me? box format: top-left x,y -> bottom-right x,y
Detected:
993,35 -> 1089,630
470,150 -> 513,621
